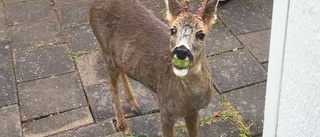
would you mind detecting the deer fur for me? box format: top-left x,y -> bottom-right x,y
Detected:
89,0 -> 218,136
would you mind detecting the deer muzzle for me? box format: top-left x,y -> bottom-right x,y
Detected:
171,45 -> 194,77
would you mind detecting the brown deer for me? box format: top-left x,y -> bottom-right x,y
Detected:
89,0 -> 218,136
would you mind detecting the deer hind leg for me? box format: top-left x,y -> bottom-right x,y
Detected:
120,71 -> 142,116
184,112 -> 199,137
107,66 -> 131,135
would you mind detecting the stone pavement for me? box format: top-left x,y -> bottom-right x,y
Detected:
0,0 -> 272,136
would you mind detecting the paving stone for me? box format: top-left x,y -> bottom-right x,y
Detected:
238,29 -> 270,63
224,83 -> 266,136
177,119 -> 240,137
208,49 -> 267,92
23,107 -> 94,137
218,3 -> 271,35
206,22 -> 243,56
5,0 -> 55,25
85,80 -> 159,122
77,51 -> 158,119
141,1 -> 166,23
262,63 -> 268,71
252,0 -> 273,17
0,70 -> 17,107
66,25 -> 99,52
75,51 -> 108,88
106,132 -> 124,137
0,42 -> 12,69
9,18 -> 65,51
0,5 -> 6,42
18,72 -> 87,121
3,0 -> 28,5
54,0 -> 91,6
14,45 -> 75,82
199,91 -> 224,118
0,105 -> 22,137
84,82 -> 115,122
57,1 -> 91,28
127,113 -> 162,137
218,0 -> 252,9
50,119 -> 116,137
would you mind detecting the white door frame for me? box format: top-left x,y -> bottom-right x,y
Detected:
263,0 -> 290,136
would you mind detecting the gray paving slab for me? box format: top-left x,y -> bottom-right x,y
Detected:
218,3 -> 271,35
0,4 -> 6,42
206,22 -> 243,56
224,83 -> 266,136
0,70 -> 17,107
57,1 -> 91,28
75,51 -> 108,88
262,63 -> 268,71
199,91 -> 224,118
85,80 -> 159,123
5,0 -> 55,25
49,119 -> 116,137
127,113 -> 162,137
208,49 -> 267,92
18,72 -> 87,121
238,29 -> 271,63
218,0 -> 252,9
120,79 -> 159,116
0,43 -> 11,69
197,120 -> 240,137
252,0 -> 273,17
84,82 -> 115,122
106,132 -> 124,137
9,18 -> 65,51
3,0 -> 28,5
66,25 -> 99,52
54,0 -> 91,6
141,1 -> 166,23
0,105 -> 22,137
77,51 -> 158,119
14,45 -> 75,82
23,107 -> 94,137
177,120 -> 240,137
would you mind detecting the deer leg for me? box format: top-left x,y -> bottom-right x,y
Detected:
120,71 -> 142,116
108,67 -> 131,135
184,112 -> 199,137
161,113 -> 176,137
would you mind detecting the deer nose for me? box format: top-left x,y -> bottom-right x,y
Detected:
174,46 -> 190,60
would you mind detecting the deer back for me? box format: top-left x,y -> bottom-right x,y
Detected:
90,0 -> 173,91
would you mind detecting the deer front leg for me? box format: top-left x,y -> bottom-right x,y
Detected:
161,113 -> 176,137
120,71 -> 142,115
184,112 -> 199,137
108,67 -> 131,135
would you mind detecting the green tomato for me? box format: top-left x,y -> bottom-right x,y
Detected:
172,58 -> 189,69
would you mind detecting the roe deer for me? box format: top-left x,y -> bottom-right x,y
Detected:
89,0 -> 218,136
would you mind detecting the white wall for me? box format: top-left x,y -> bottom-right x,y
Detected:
263,0 -> 320,136
277,1 -> 320,136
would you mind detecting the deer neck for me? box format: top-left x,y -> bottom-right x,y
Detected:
178,53 -> 213,109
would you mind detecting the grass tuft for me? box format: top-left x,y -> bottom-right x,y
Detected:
68,50 -> 90,60
220,95 -> 252,137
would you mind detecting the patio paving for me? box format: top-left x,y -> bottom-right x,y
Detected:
0,0 -> 272,136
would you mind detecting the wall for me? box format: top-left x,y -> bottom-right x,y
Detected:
276,1 -> 320,136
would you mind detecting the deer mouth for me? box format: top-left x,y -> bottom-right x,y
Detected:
171,46 -> 193,77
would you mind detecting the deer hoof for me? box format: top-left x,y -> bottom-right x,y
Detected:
132,108 -> 142,116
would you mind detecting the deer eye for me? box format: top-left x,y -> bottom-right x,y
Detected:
196,31 -> 206,41
170,27 -> 177,36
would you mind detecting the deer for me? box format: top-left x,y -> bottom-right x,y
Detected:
89,0 -> 218,136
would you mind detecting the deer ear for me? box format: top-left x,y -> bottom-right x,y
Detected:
165,0 -> 181,25
202,0 -> 218,27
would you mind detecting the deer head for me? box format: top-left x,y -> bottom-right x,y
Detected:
165,0 -> 218,77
